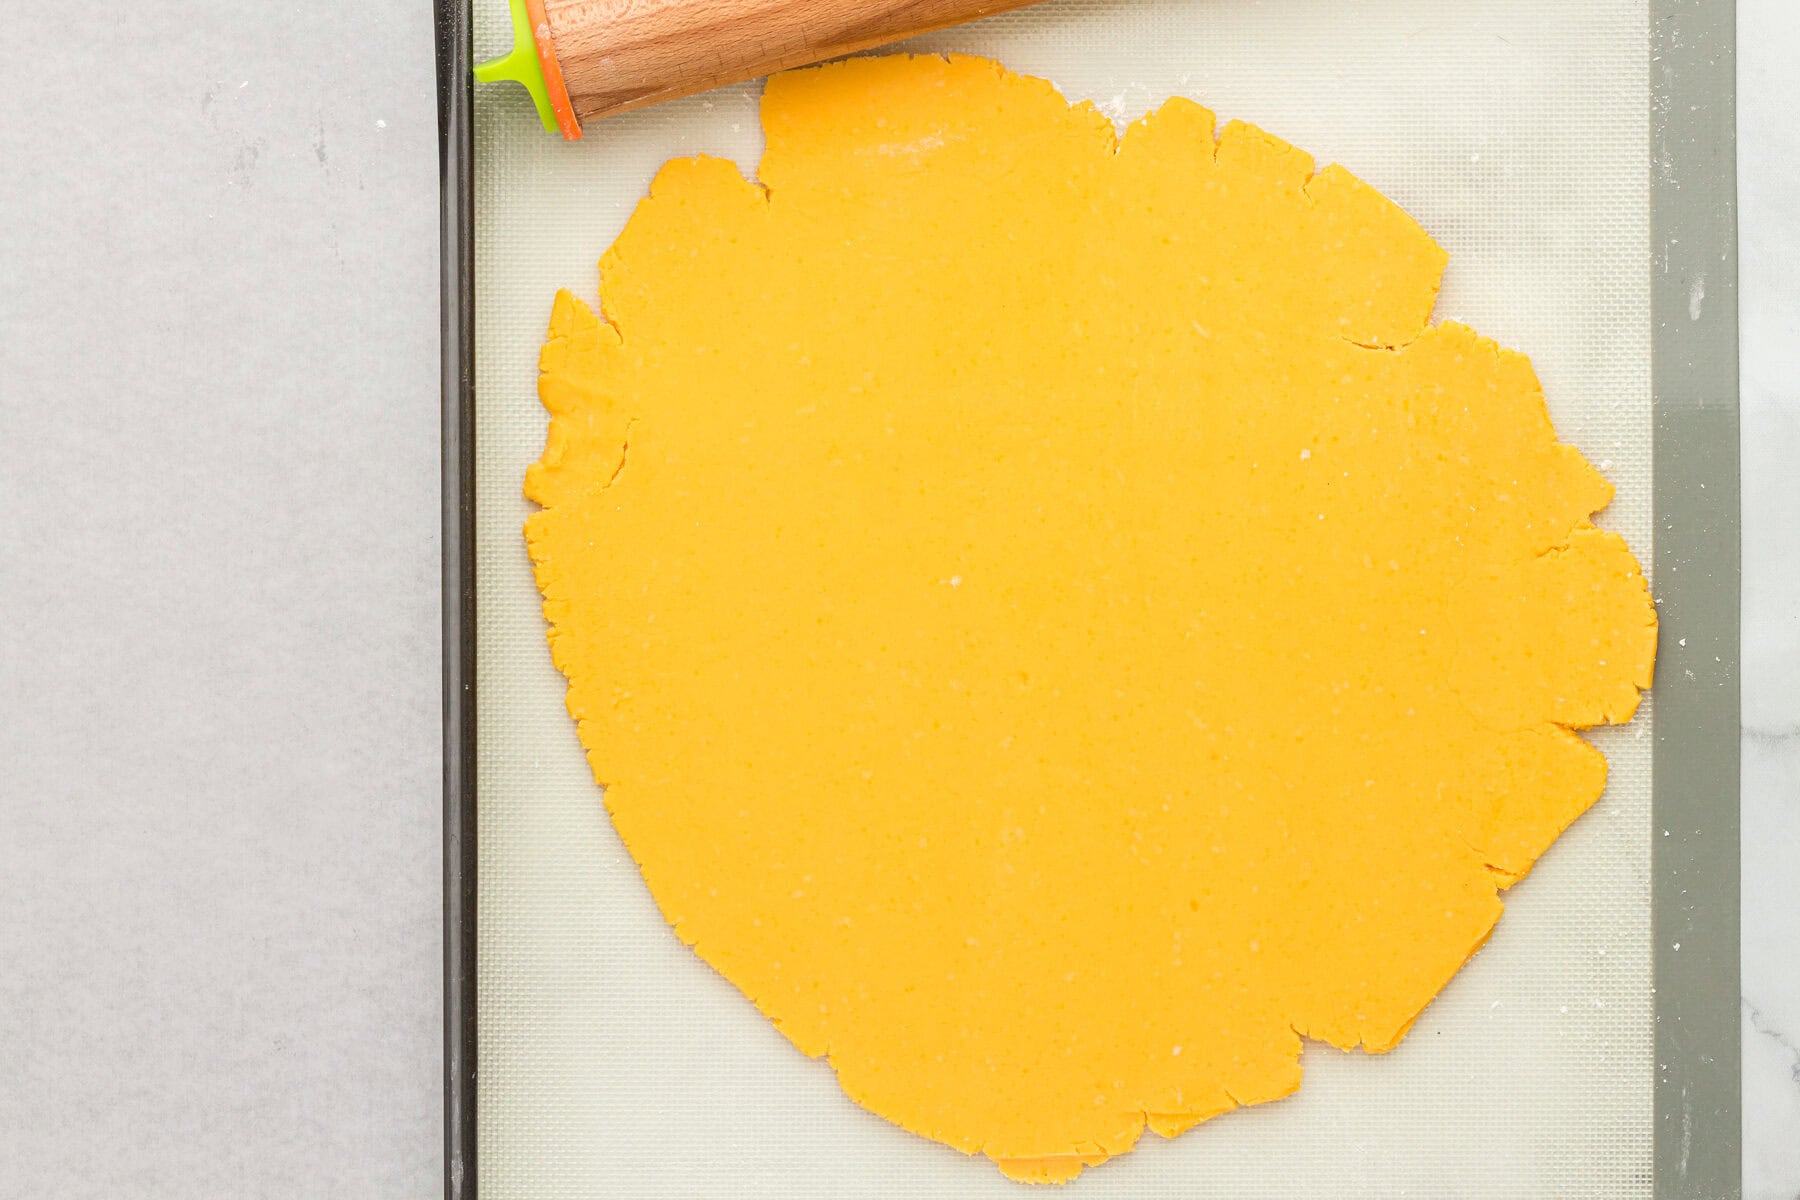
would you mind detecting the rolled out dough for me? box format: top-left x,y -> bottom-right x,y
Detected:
524,53 -> 1656,1183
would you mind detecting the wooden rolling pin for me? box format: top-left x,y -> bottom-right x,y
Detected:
474,0 -> 1049,139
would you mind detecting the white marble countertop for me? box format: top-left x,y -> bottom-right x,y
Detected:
1,1 -> 1793,1196
1737,2 -> 1800,1194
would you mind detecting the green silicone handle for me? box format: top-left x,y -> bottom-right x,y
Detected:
472,0 -> 558,134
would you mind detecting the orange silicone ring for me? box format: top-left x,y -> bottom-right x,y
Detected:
525,0 -> 583,141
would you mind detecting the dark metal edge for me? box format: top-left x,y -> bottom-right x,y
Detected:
1651,0 -> 1741,1196
437,0 -> 478,1197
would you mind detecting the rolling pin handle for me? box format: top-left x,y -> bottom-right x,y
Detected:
473,0 -> 583,141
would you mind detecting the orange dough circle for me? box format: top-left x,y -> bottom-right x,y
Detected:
525,54 -> 1656,1182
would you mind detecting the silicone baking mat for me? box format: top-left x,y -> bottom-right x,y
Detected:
438,1 -> 1739,1194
